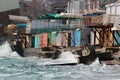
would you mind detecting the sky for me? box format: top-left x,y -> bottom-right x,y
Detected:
0,0 -> 19,12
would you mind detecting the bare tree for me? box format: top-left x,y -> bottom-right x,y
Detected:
19,0 -> 71,20
26,0 -> 47,20
19,0 -> 48,20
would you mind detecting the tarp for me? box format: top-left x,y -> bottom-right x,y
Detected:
17,24 -> 27,28
9,15 -> 30,22
60,13 -> 83,18
38,14 -> 56,19
38,13 -> 81,20
56,32 -> 68,47
51,32 -> 56,45
114,31 -> 120,46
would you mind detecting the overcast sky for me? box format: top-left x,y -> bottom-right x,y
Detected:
0,0 -> 19,12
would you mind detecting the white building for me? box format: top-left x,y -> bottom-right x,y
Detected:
67,0 -> 85,14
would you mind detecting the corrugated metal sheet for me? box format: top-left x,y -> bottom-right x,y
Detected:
56,33 -> 62,46
62,32 -> 68,47
56,32 -> 68,47
29,36 -> 32,47
31,36 -> 35,47
51,32 -> 56,46
34,35 -> 39,48
75,30 -> 81,47
114,31 -> 120,46
71,30 -> 81,47
81,27 -> 90,46
39,33 -> 48,48
31,20 -> 69,34
71,31 -> 76,46
90,31 -> 94,45
48,33 -> 52,46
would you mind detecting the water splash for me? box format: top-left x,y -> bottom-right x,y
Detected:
0,53 -> 120,80
90,58 -> 100,66
38,51 -> 79,66
59,51 -> 79,63
0,41 -> 19,57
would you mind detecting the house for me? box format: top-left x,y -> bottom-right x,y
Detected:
105,0 -> 120,46
82,0 -> 119,47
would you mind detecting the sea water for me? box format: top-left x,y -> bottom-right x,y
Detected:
0,42 -> 120,80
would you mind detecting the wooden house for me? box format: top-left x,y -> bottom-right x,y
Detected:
105,0 -> 120,46
83,0 -> 120,65
83,0 -> 120,47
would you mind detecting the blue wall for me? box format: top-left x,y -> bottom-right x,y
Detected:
34,35 -> 39,48
114,31 -> 120,46
71,30 -> 81,47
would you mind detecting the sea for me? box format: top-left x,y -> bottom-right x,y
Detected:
0,41 -> 120,80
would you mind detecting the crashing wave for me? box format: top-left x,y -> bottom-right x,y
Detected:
0,41 -> 19,57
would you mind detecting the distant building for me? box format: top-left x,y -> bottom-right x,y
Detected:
84,0 -> 118,12
66,0 -> 118,46
99,0 -> 118,10
67,0 -> 85,14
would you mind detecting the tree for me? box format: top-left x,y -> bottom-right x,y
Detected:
26,0 -> 47,20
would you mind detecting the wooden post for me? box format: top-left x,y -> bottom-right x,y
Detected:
94,30 -> 96,45
103,27 -> 107,47
108,26 -> 113,47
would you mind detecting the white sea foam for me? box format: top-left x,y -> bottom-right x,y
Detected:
0,55 -> 120,80
1,42 -> 120,80
59,51 -> 79,63
90,58 -> 100,66
37,51 -> 79,66
0,41 -> 19,57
